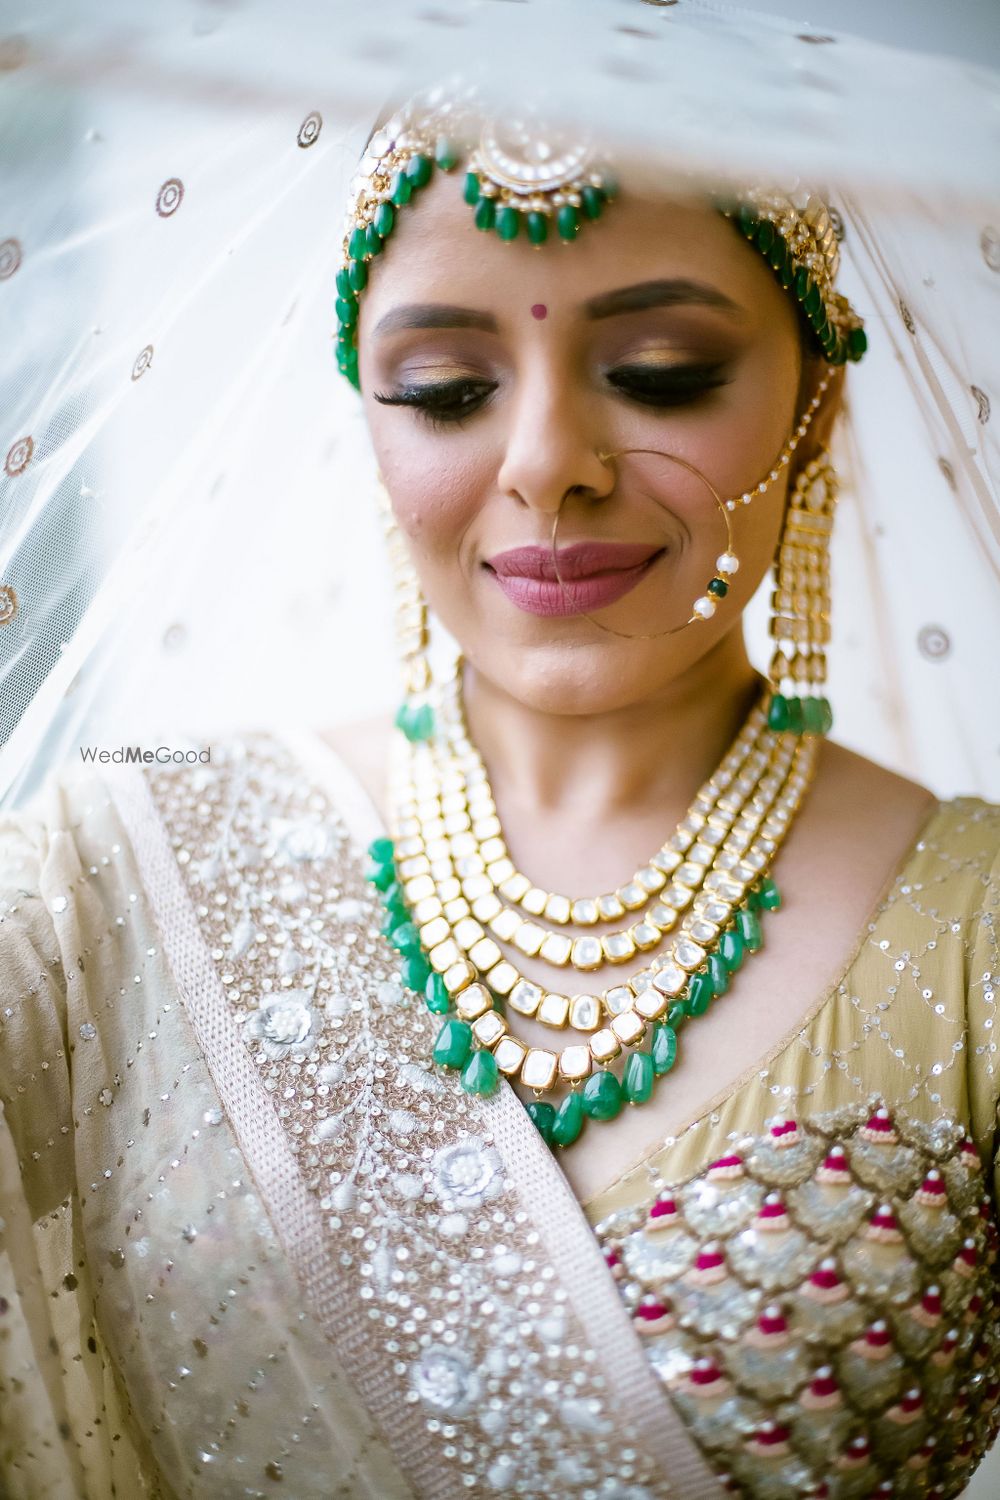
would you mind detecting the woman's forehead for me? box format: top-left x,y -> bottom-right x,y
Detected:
358,174 -> 770,323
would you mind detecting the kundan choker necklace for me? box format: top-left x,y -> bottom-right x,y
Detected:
366,658 -> 823,1151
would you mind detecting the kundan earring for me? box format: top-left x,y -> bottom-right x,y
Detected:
766,449 -> 838,735
375,475 -> 436,744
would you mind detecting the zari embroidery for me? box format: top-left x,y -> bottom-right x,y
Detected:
142,733 -> 697,1498
593,1104 -> 1000,1497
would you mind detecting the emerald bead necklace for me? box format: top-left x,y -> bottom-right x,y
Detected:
365,670 -> 822,1153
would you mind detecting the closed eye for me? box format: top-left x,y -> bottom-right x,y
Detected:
371,378 -> 497,429
605,361 -> 732,406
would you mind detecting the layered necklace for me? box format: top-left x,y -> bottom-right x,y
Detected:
366,656 -> 822,1151
364,437 -> 837,1151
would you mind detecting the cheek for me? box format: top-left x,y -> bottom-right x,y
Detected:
370,421 -> 489,558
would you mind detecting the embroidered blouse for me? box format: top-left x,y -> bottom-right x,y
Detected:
1,730 -> 998,1499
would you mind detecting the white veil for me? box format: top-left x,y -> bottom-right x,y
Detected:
1,0 -> 999,811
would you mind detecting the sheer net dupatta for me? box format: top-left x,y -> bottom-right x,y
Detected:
1,1 -> 999,817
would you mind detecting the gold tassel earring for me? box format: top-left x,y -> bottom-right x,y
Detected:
766,450 -> 838,735
375,474 -> 436,742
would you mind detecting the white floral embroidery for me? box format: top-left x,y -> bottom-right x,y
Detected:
431,1138 -> 504,1211
244,990 -> 319,1060
410,1345 -> 481,1417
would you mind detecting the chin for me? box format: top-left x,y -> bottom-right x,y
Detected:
477,640 -> 667,717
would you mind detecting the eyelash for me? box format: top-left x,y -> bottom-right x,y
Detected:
371,362 -> 732,430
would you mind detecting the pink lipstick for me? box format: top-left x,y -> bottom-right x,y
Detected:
484,541 -> 664,618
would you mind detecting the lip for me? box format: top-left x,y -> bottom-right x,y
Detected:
484,541 -> 665,618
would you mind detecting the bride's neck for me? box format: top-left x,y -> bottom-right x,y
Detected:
460,632 -> 762,822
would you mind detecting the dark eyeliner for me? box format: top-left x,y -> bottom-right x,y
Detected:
372,377 -> 496,427
606,360 -> 732,406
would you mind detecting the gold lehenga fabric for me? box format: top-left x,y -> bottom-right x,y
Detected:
1,730 -> 998,1498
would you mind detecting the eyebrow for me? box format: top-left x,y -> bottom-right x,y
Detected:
584,278 -> 742,319
373,304 -> 498,338
371,278 -> 742,340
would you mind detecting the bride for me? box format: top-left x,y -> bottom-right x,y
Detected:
2,71 -> 998,1500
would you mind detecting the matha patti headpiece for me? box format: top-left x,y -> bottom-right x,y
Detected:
333,84 -> 868,388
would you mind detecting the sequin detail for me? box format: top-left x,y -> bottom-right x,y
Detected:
594,1104 -> 1000,1496
147,733 -> 679,1497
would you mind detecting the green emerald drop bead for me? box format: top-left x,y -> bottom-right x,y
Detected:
768,236 -> 787,270
779,262 -> 794,289
526,211 -> 548,245
496,205 -> 520,241
389,920 -> 421,957
623,1051 -> 654,1105
707,577 -> 728,598
738,204 -> 757,235
367,836 -> 394,864
687,969 -> 714,1017
390,170 -> 412,206
580,185 -> 604,220
434,136 -> 458,171
651,1022 -> 678,1075
802,695 -> 825,734
708,953 -> 730,996
463,170 -> 481,206
366,859 -> 396,891
335,268 -> 352,299
380,903 -> 407,937
348,225 -> 368,261
365,224 -> 383,257
581,1068 -> 623,1121
556,204 -> 579,240
348,258 -> 368,292
794,266 -> 810,298
786,696 -> 805,734
720,927 -> 745,972
819,696 -> 834,733
552,1090 -> 585,1147
335,296 -> 357,327
406,153 -> 432,188
408,703 -> 435,741
804,284 -> 822,316
395,701 -> 435,742
373,201 -> 395,237
756,220 -> 775,252
526,1100 -> 557,1144
767,693 -> 791,732
758,877 -> 782,911
425,972 -> 451,1015
433,1018 -> 472,1070
383,879 -> 403,908
474,197 -> 496,231
400,953 -> 431,992
848,326 -> 868,360
667,1001 -> 687,1029
737,907 -> 763,953
460,1048 -> 499,1096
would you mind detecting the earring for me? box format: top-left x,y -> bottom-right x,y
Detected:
375,475 -> 436,742
766,451 -> 837,735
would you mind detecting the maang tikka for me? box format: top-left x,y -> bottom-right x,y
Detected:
333,87 -> 867,388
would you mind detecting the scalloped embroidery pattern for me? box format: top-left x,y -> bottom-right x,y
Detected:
593,1104 -> 1000,1497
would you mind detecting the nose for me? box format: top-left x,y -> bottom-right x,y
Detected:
496,363 -> 614,516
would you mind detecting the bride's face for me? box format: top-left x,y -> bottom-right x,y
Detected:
357,167 -> 834,713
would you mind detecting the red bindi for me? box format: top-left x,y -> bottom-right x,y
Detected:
530,303 -> 548,320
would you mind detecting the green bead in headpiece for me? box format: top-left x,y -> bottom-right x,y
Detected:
332,90 -> 867,391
